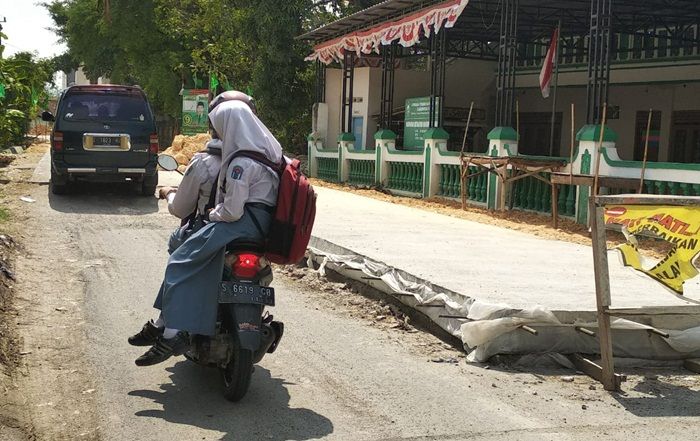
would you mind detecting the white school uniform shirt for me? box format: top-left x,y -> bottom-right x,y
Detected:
166,140 -> 222,219
207,100 -> 283,223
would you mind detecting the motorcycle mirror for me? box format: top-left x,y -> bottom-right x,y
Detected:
41,111 -> 55,122
157,154 -> 179,171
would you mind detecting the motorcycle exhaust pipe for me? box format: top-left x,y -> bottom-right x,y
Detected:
253,323 -> 276,364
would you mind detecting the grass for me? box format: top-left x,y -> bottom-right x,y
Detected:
0,206 -> 9,223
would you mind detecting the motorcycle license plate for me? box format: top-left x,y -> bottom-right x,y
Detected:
219,282 -> 275,306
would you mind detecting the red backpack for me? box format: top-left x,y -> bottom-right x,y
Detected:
232,151 -> 317,265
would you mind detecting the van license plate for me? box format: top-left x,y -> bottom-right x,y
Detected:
219,282 -> 275,306
96,136 -> 121,147
83,133 -> 130,150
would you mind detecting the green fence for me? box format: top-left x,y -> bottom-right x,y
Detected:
642,180 -> 700,196
348,159 -> 375,186
512,174 -> 552,213
437,164 -> 487,203
387,161 -> 423,194
317,157 -> 339,182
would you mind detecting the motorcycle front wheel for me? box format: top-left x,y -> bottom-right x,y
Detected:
222,348 -> 253,402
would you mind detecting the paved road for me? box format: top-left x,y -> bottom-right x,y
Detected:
8,155 -> 700,440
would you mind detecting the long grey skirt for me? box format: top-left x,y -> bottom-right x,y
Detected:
154,204 -> 272,336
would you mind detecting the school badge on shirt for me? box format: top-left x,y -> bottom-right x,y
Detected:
231,165 -> 244,180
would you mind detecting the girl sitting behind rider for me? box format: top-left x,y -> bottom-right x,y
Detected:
130,95 -> 282,366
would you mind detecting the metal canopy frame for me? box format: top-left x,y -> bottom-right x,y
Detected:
495,0 -> 518,127
380,42 -> 397,130
341,51 -> 355,134
301,0 -> 700,46
307,0 -> 700,134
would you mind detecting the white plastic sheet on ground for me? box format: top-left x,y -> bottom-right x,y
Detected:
307,245 -> 700,362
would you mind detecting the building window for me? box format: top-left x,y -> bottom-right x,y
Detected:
518,112 -> 562,156
633,110 -> 662,162
671,111 -> 700,163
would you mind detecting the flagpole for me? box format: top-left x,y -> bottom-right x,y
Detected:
548,21 -> 561,157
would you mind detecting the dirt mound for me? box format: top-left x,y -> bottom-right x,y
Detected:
161,134 -> 211,169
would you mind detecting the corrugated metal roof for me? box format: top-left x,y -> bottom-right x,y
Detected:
299,0 -> 445,42
300,0 -> 700,45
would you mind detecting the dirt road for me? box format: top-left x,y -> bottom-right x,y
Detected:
1,151 -> 700,440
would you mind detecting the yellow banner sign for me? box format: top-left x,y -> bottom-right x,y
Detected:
604,205 -> 700,294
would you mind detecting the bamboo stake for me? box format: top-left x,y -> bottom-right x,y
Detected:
638,108 -> 653,194
460,102 -> 475,210
592,103 -> 608,198
569,103 -> 575,185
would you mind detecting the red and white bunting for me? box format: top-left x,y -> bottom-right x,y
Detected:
306,0 -> 470,65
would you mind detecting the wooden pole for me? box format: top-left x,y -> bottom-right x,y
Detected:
638,108 -> 653,194
516,99 -> 520,139
569,103 -> 575,185
460,102 -> 475,210
590,201 -> 618,391
592,103 -> 608,198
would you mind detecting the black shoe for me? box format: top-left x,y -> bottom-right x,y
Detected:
128,320 -> 163,347
135,331 -> 190,366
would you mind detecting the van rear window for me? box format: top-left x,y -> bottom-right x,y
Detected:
61,92 -> 151,123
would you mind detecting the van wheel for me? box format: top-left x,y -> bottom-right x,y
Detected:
141,174 -> 158,196
50,170 -> 69,195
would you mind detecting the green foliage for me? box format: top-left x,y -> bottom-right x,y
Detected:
0,48 -> 54,148
45,0 -> 372,152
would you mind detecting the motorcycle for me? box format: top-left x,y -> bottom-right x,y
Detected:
157,154 -> 284,402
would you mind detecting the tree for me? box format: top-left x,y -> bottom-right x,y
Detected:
45,0 -> 361,151
0,47 -> 54,147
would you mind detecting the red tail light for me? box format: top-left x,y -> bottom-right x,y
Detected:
52,131 -> 64,152
149,133 -> 159,154
232,253 -> 261,279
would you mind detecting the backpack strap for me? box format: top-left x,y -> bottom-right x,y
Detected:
232,150 -> 285,176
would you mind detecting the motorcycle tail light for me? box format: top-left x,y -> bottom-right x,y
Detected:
232,253 -> 261,279
53,131 -> 64,152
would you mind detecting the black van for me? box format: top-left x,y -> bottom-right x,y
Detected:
42,85 -> 159,195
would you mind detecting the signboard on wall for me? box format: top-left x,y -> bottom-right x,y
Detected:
182,89 -> 209,135
403,96 -> 440,150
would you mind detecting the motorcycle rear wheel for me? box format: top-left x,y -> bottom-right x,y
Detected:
222,348 -> 254,402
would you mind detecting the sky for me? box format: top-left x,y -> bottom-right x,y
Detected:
0,0 -> 66,59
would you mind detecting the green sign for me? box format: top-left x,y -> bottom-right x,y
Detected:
182,89 -> 209,135
403,96 -> 440,150
0,83 -> 5,99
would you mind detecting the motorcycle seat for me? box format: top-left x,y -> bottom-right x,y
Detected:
225,238 -> 266,253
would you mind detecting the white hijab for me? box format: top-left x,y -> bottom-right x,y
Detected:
208,100 -> 283,189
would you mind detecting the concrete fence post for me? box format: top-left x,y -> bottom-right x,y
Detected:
423,128 -> 450,198
374,130 -> 396,186
573,125 -> 618,224
338,133 -> 355,183
486,127 -> 518,210
307,133 -> 322,178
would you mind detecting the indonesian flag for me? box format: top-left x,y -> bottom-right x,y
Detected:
539,27 -> 559,99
